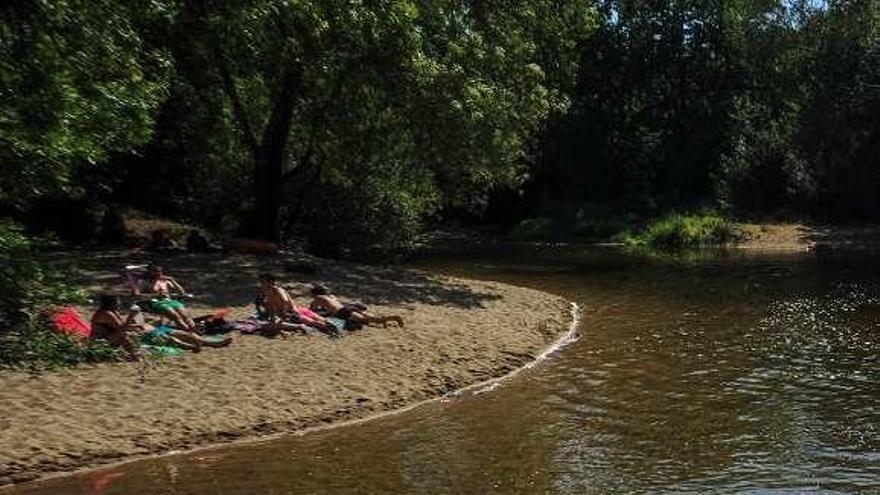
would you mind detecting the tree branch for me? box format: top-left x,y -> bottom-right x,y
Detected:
211,40 -> 261,159
189,0 -> 260,158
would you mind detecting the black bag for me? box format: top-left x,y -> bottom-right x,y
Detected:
195,315 -> 233,334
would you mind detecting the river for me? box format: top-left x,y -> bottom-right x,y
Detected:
10,245 -> 880,494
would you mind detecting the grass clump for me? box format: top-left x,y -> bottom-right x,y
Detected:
617,212 -> 738,249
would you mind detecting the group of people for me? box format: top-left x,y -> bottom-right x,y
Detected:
90,264 -> 404,360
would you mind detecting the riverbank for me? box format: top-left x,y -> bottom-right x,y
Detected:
0,251 -> 572,486
502,214 -> 880,252
735,222 -> 880,251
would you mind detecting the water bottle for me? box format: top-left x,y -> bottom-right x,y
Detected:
129,304 -> 145,325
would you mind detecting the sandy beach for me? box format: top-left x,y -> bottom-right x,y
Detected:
0,251 -> 571,486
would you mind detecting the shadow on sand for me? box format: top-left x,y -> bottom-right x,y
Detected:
45,250 -> 502,311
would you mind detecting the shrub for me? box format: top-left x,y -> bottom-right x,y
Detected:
0,317 -> 122,371
620,212 -> 738,249
0,220 -> 118,370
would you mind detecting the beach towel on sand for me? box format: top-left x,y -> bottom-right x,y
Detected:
139,344 -> 184,356
50,307 -> 91,339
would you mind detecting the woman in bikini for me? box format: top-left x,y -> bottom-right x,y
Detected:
91,294 -> 231,358
90,295 -> 143,360
309,284 -> 404,328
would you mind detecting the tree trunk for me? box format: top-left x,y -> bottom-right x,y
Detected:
193,0 -> 301,241
249,64 -> 301,241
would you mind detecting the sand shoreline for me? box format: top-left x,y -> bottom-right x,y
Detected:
0,251 -> 573,487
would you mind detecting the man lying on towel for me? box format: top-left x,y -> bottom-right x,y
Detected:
309,284 -> 404,328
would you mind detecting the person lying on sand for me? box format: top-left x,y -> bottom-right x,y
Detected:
258,274 -> 339,335
309,284 -> 404,328
130,264 -> 197,332
91,295 -> 232,359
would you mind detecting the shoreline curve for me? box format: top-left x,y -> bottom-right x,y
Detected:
0,255 -> 576,489
3,302 -> 580,491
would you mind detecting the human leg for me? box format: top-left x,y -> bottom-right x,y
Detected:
104,329 -> 140,360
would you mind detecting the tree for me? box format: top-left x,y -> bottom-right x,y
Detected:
184,0 -> 595,241
0,0 -> 171,211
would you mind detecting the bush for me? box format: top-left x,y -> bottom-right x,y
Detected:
0,317 -> 122,371
619,212 -> 738,249
0,220 -> 118,370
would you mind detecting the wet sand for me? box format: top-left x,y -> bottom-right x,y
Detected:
0,251 -> 571,486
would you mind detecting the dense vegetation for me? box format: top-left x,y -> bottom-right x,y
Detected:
2,1 -> 880,357
521,0 -> 880,224
0,221 -> 120,368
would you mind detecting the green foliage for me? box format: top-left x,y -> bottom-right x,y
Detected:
5,0 -> 880,254
0,317 -> 122,371
159,0 -> 597,247
525,0 -> 880,226
0,0 -> 171,210
618,212 -> 738,250
0,220 -> 111,370
0,220 -> 85,324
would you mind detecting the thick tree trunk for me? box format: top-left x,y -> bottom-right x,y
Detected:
249,64 -> 300,241
193,0 -> 301,241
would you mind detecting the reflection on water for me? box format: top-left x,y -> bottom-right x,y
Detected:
10,246 -> 880,494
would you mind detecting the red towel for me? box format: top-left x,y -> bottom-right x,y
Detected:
51,307 -> 92,339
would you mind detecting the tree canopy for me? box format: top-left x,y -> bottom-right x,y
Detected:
3,0 -> 880,252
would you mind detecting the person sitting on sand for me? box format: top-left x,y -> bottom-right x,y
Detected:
258,274 -> 339,335
91,294 -> 231,359
134,264 -> 197,332
309,284 -> 404,328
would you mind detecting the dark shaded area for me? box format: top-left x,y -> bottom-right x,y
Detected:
49,250 -> 502,311
503,0 -> 880,226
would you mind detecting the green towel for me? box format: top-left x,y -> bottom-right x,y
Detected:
140,344 -> 184,356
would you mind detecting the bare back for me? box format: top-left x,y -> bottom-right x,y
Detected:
311,294 -> 344,314
264,284 -> 295,317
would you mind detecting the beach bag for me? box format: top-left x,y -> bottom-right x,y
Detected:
193,309 -> 232,334
202,318 -> 232,335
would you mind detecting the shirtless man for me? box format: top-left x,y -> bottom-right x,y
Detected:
258,274 -> 338,335
309,284 -> 404,328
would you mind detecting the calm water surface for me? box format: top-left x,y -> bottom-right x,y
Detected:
10,245 -> 880,494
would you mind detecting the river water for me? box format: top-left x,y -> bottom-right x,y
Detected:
10,245 -> 880,494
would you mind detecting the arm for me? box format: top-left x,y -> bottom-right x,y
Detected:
167,277 -> 187,294
277,287 -> 296,312
95,311 -> 127,331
